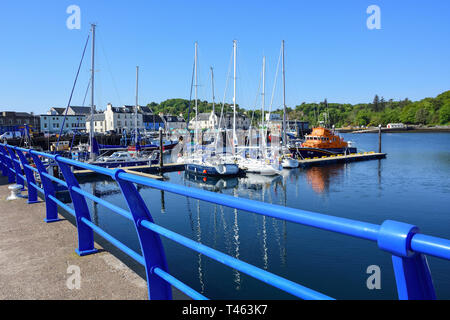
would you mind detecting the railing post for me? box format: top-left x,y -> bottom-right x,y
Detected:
0,146 -> 7,177
29,152 -> 60,223
114,170 -> 172,300
55,155 -> 98,256
378,220 -> 436,300
1,146 -> 16,183
6,146 -> 26,189
15,148 -> 39,204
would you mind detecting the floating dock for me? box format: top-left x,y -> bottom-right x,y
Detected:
74,163 -> 184,180
297,152 -> 386,168
73,153 -> 386,179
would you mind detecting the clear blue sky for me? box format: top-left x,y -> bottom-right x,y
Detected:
0,0 -> 449,114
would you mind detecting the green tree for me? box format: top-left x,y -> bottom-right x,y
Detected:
415,108 -> 429,124
439,102 -> 450,124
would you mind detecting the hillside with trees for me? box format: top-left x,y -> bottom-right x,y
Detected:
146,90 -> 450,127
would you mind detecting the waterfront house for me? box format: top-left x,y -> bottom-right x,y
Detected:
40,108 -> 86,134
143,114 -> 165,130
0,111 -> 40,134
189,111 -> 250,130
163,114 -> 186,131
103,103 -> 144,134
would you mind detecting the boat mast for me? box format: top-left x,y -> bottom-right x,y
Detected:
135,66 -> 139,146
261,56 -> 266,158
233,40 -> 237,154
89,23 -> 96,160
194,42 -> 198,145
210,66 -> 215,130
282,40 -> 287,148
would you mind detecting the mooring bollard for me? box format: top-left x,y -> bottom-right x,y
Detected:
159,127 -> 164,172
378,124 -> 382,153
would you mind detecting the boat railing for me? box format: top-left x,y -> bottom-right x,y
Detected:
0,143 -> 449,300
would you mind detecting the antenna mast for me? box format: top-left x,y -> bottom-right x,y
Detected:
282,40 -> 287,148
233,40 -> 237,153
89,23 -> 96,160
135,66 -> 139,145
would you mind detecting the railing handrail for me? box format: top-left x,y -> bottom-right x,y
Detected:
1,143 -> 449,300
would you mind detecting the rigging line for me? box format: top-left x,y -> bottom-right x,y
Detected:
82,77 -> 91,107
98,31 -> 123,106
268,44 -> 283,119
56,33 -> 91,149
218,46 -> 234,130
186,55 -> 196,129
249,63 -> 263,132
214,46 -> 233,151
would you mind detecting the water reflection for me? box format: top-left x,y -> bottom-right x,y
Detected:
80,161 -> 379,296
305,165 -> 345,194
232,188 -> 241,290
196,200 -> 205,294
184,172 -> 238,192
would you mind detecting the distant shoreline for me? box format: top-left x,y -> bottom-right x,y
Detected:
336,125 -> 450,134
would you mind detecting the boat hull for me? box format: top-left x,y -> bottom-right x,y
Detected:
185,163 -> 240,177
72,159 -> 158,170
289,147 -> 357,159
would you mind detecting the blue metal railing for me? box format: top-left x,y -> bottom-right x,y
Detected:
1,143 -> 449,300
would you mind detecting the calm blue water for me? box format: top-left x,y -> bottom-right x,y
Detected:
79,133 -> 450,300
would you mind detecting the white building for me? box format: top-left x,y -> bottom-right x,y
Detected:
86,103 -> 144,134
189,112 -> 217,130
189,111 -> 250,130
85,113 -> 106,134
40,106 -> 91,134
104,104 -> 144,134
387,123 -> 405,129
40,112 -> 86,134
162,114 -> 186,131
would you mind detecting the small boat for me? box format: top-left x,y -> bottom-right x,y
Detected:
281,154 -> 299,168
184,154 -> 240,177
89,150 -> 159,168
238,156 -> 282,176
289,127 -> 357,159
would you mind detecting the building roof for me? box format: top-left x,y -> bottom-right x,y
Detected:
0,111 -> 36,117
86,114 -> 105,121
139,106 -> 153,114
143,114 -> 163,122
51,107 -> 66,115
109,105 -> 136,113
68,106 -> 92,115
164,115 -> 185,122
192,113 -> 211,121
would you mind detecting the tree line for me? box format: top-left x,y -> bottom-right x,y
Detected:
146,90 -> 450,127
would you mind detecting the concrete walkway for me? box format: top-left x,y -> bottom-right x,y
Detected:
0,175 -> 151,300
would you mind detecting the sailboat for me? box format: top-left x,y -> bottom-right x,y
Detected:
182,42 -> 240,177
79,26 -> 157,168
236,53 -> 282,176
